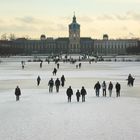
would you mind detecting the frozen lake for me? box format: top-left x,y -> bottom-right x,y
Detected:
0,61 -> 140,140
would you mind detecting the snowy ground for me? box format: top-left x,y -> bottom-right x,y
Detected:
0,61 -> 140,140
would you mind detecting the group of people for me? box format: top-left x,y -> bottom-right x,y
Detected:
37,75 -> 66,92
76,63 -> 82,69
15,73 -> 135,102
48,75 -> 66,93
15,75 -> 66,101
65,81 -> 121,103
66,86 -> 87,102
94,81 -> 121,98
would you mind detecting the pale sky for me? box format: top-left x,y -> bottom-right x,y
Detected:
0,0 -> 140,39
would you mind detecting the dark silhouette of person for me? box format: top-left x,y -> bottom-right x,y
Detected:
94,81 -> 101,97
66,86 -> 73,102
76,90 -> 81,102
108,81 -> 113,97
57,63 -> 60,69
48,78 -> 54,93
55,78 -> 60,92
15,86 -> 21,101
102,81 -> 107,97
79,63 -> 81,68
127,74 -> 131,86
80,86 -> 87,102
37,76 -> 41,86
22,65 -> 24,69
115,82 -> 121,97
21,61 -> 24,65
40,62 -> 42,68
21,61 -> 25,69
52,68 -> 57,75
127,74 -> 135,87
61,75 -> 66,87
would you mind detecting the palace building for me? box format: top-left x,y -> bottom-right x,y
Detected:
0,14 -> 139,56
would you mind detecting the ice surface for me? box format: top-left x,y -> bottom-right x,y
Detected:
0,61 -> 140,140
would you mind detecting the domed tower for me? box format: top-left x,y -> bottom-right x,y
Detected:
40,34 -> 46,40
103,34 -> 109,40
69,14 -> 80,53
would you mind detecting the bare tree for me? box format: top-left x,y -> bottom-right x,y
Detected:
9,33 -> 16,41
1,33 -> 8,40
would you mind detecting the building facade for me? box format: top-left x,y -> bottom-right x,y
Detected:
0,15 -> 139,56
94,38 -> 138,56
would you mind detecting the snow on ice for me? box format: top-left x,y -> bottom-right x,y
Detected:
0,60 -> 140,140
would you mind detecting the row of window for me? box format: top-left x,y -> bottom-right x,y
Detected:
94,42 -> 137,47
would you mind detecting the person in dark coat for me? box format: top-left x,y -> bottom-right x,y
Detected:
76,90 -> 81,102
21,61 -> 24,69
127,74 -> 131,86
22,64 -> 24,69
115,82 -> 121,97
57,63 -> 60,69
127,74 -> 135,87
80,86 -> 87,102
40,62 -> 42,68
61,75 -> 66,87
48,78 -> 54,93
79,63 -> 81,68
94,81 -> 101,97
108,81 -> 113,97
15,86 -> 21,101
102,81 -> 107,97
37,76 -> 41,86
55,78 -> 60,92
66,86 -> 73,102
52,68 -> 57,75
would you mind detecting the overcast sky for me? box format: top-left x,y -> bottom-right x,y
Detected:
0,0 -> 140,39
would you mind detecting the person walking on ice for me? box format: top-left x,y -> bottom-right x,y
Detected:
94,81 -> 101,97
55,78 -> 60,92
57,63 -> 60,69
80,86 -> 87,102
108,81 -> 113,97
15,86 -> 21,101
37,76 -> 41,86
48,78 -> 54,93
40,61 -> 43,68
66,86 -> 73,102
52,68 -> 57,75
61,75 -> 66,87
115,82 -> 121,97
76,90 -> 81,102
102,81 -> 107,97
